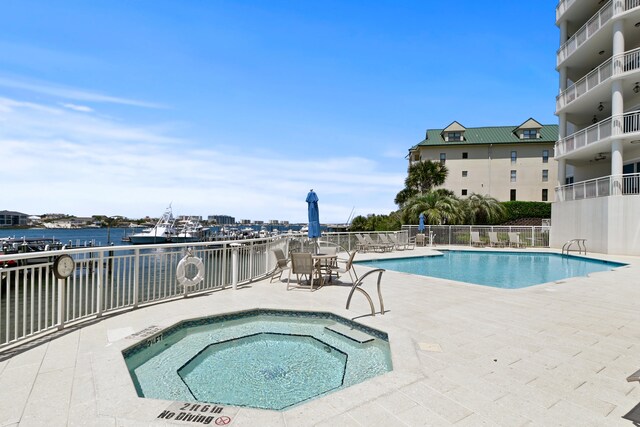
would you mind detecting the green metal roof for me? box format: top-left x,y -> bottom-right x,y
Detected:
412,123 -> 559,149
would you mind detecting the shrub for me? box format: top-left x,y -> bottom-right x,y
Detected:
501,201 -> 551,222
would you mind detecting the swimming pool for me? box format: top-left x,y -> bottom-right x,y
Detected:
355,251 -> 626,289
123,309 -> 392,410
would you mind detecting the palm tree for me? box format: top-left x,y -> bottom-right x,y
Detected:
462,193 -> 506,225
405,160 -> 448,195
395,160 -> 449,207
401,191 -> 463,225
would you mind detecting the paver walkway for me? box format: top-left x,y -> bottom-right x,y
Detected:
0,247 -> 639,426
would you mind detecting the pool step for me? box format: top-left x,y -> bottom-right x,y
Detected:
325,323 -> 374,344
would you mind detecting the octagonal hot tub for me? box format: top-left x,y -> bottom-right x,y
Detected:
123,309 -> 392,410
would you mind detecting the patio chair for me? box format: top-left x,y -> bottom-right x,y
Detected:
414,233 -> 426,247
329,250 -> 359,283
508,232 -> 525,248
470,231 -> 483,247
488,232 -> 506,248
287,252 -> 320,291
389,233 -> 414,250
269,248 -> 290,282
317,245 -> 338,280
354,233 -> 370,252
377,234 -> 398,251
363,234 -> 390,252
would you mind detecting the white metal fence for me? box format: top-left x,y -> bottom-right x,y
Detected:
0,236 -> 291,350
401,225 -> 551,248
2,227 -> 542,350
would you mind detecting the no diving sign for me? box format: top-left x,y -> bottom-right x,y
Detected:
157,401 -> 237,425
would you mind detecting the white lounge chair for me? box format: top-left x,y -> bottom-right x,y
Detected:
488,232 -> 506,248
377,234 -> 397,251
354,233 -> 370,252
414,233 -> 426,247
389,233 -> 414,250
470,231 -> 483,247
508,232 -> 525,248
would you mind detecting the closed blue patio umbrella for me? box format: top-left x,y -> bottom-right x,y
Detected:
306,190 -> 321,252
418,212 -> 425,233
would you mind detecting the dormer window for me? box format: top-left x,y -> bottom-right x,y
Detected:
447,132 -> 463,142
442,121 -> 466,142
514,118 -> 542,140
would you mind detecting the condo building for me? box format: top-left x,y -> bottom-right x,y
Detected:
408,120 -> 558,202
554,0 -> 640,254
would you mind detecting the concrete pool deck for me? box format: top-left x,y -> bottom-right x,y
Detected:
1,246 -> 639,426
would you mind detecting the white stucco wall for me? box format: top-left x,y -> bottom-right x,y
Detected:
551,195 -> 640,255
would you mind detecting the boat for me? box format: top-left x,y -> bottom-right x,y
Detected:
0,237 -> 64,267
173,218 -> 209,243
129,206 -> 177,245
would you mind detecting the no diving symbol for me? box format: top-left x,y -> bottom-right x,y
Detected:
215,416 -> 231,425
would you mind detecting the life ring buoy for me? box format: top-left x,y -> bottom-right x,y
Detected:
176,255 -> 205,287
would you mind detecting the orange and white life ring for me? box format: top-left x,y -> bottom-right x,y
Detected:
176,255 -> 205,287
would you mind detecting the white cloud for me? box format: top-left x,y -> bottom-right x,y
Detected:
0,96 -> 402,222
0,76 -> 165,109
60,103 -> 93,113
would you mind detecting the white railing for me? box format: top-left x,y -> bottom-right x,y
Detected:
555,172 -> 640,201
0,231 -> 409,350
556,0 -> 577,21
0,237 -> 289,349
557,47 -> 640,111
555,110 -> 640,156
401,225 -> 551,248
557,0 -> 613,66
558,1 -> 640,65
557,58 -> 612,111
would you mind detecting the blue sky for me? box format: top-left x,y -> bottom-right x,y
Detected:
1,1 -> 559,223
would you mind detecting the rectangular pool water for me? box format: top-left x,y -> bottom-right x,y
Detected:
355,251 -> 626,289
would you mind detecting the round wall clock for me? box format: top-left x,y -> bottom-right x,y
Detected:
53,254 -> 75,279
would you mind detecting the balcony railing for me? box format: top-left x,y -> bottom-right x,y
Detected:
556,0 -> 577,22
557,58 -> 612,111
556,110 -> 640,156
559,1 -> 640,65
557,47 -> 640,111
557,0 -> 613,66
556,172 -> 640,201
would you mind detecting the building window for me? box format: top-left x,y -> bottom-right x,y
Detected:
510,170 -> 517,182
566,176 -> 574,185
440,153 -> 446,164
462,170 -> 468,177
542,149 -> 549,163
523,129 -> 538,139
542,189 -> 548,201
462,189 -> 468,196
510,189 -> 517,201
447,132 -> 462,142
412,152 -> 420,162
511,151 -> 517,164
462,152 -> 468,159
542,169 -> 548,182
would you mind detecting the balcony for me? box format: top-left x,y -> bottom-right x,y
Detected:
556,0 -> 640,67
556,110 -> 640,156
555,172 -> 640,201
557,48 -> 640,112
557,1 -> 614,66
556,0 -> 577,22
